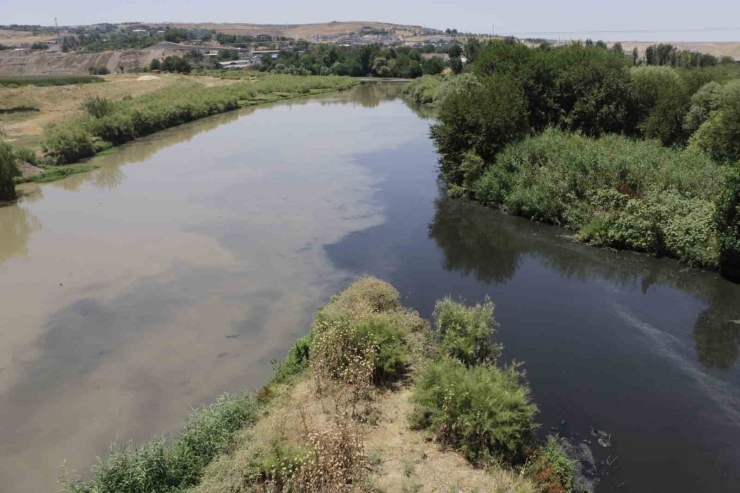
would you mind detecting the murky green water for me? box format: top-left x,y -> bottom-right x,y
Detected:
0,83 -> 738,492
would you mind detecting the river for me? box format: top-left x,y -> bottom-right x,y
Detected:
0,82 -> 738,492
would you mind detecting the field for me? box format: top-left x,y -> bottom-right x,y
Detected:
0,74 -> 234,148
0,75 -> 104,87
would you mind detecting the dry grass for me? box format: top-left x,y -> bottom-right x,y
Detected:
0,74 -> 234,147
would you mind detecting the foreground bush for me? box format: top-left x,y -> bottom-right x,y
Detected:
410,358 -> 538,464
0,141 -> 20,201
689,80 -> 740,163
64,393 -> 259,493
474,129 -> 724,267
530,437 -> 574,493
433,297 -> 501,366
42,124 -> 96,164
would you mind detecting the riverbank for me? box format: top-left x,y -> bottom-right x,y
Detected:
62,277 -> 574,493
400,44 -> 740,281
0,73 -> 359,189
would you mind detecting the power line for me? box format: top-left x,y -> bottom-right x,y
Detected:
497,26 -> 740,36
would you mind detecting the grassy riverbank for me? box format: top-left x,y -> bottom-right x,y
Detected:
41,74 -> 359,165
405,40 -> 740,281
0,74 -> 359,192
63,277 -> 573,493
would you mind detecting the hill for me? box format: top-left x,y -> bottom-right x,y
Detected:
133,21 -> 438,39
616,41 -> 740,60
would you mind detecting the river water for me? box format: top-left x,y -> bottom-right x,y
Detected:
0,83 -> 738,492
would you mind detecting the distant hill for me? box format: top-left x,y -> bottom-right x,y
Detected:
137,21 -> 438,39
615,41 -> 740,61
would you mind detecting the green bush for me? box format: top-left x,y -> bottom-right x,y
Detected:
689,80 -> 740,163
474,129 -> 724,267
42,124 -> 95,164
530,437 -> 574,493
683,81 -> 724,134
13,146 -> 38,166
410,358 -> 538,464
433,298 -> 501,366
716,165 -> 740,282
354,314 -> 410,381
0,141 -> 20,201
431,74 -> 530,185
81,95 -> 116,118
64,393 -> 259,493
630,66 -> 689,146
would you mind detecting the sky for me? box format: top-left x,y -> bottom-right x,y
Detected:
2,0 -> 740,42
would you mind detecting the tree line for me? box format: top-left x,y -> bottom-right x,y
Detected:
413,38 -> 740,281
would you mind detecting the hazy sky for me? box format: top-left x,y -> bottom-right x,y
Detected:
3,0 -> 740,42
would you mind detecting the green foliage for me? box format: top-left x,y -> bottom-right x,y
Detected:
474,129 -> 723,267
88,66 -> 110,75
530,437 -> 574,493
716,165 -> 740,282
689,80 -> 740,162
150,58 -> 161,71
630,66 -> 690,146
42,124 -> 96,164
81,95 -> 115,118
433,298 -> 501,366
14,165 -> 98,184
270,334 -> 313,384
0,75 -> 104,87
63,393 -> 259,493
13,146 -> 38,166
161,56 -> 192,74
431,74 -> 530,184
0,141 -> 19,201
421,57 -> 445,75
410,358 -> 538,464
683,81 -> 724,134
354,314 -> 410,381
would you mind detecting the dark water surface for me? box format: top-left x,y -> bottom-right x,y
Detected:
1,83 -> 738,492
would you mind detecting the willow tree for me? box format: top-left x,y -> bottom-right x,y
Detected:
0,141 -> 19,202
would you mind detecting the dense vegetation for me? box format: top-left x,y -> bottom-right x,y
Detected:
41,74 -> 359,164
418,39 -> 740,280
0,75 -> 105,87
63,277 -> 569,493
0,141 -> 20,201
255,44 -> 460,78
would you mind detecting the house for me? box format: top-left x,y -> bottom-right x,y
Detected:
131,29 -> 149,37
252,49 -> 281,60
203,50 -> 220,58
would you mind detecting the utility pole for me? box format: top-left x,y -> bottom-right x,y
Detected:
55,17 -> 61,46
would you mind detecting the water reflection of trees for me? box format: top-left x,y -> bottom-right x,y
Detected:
0,203 -> 42,266
429,192 -> 740,370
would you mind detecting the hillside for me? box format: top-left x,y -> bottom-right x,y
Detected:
140,21 -> 437,39
615,41 -> 740,60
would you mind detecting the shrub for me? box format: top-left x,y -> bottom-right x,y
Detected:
0,141 -> 20,201
42,124 -> 95,164
530,437 -> 574,493
81,95 -> 116,118
716,165 -> 740,282
88,66 -> 110,75
410,358 -> 538,464
431,74 -> 530,185
64,393 -> 259,493
474,129 -> 724,266
433,298 -> 501,366
13,146 -> 38,166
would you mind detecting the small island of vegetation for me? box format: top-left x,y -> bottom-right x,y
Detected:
62,277 -> 580,493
